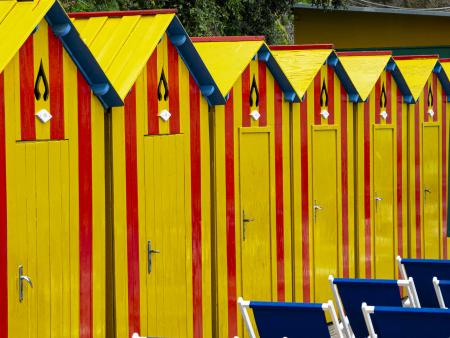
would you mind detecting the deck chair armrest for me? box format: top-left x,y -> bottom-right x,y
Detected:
397,256 -> 408,280
323,300 -> 344,338
238,297 -> 256,338
397,277 -> 421,308
361,303 -> 377,338
433,277 -> 447,309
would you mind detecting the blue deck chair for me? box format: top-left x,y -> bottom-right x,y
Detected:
398,256 -> 450,307
362,303 -> 450,338
329,275 -> 419,338
432,277 -> 450,308
237,297 -> 344,338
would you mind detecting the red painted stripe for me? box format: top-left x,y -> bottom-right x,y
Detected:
225,91 -> 237,336
341,85 -> 349,277
396,87 -> 403,258
433,73 -> 438,122
77,71 -> 93,338
147,50 -> 159,135
191,36 -> 265,42
69,9 -> 177,18
274,82 -> 285,300
242,66 -> 251,127
258,61 -> 267,127
394,55 -> 438,60
442,91 -> 448,258
189,75 -> 203,337
48,28 -> 65,140
337,51 -> 392,56
270,44 -> 334,50
0,73 -> 7,338
124,86 -> 140,334
386,72 -> 392,124
364,100 -> 371,278
168,39 -> 180,134
19,35 -> 35,141
440,58 -> 450,63
375,78 -> 381,124
414,102 -> 422,258
327,66 -> 334,125
424,82 -> 429,122
300,96 -> 310,301
314,73 -> 321,125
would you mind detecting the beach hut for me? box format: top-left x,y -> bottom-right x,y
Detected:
192,36 -> 297,338
271,44 -> 359,303
71,10 -> 224,338
393,55 -> 450,260
337,51 -> 410,280
0,1 -> 122,337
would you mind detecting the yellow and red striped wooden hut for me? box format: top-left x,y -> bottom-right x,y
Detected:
0,1 -> 122,338
71,10 -> 224,338
270,44 -> 359,304
192,36 -> 297,338
392,55 -> 450,260
337,51 -> 410,280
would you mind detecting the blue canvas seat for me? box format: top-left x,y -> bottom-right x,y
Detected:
329,275 -> 419,338
398,256 -> 450,307
362,303 -> 450,338
432,277 -> 450,308
237,297 -> 343,338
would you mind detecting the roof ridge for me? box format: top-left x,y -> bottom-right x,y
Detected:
68,9 -> 177,18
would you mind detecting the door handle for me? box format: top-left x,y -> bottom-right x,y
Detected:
147,240 -> 160,274
313,200 -> 322,224
242,210 -> 255,241
18,265 -> 32,302
424,187 -> 431,202
375,194 -> 383,212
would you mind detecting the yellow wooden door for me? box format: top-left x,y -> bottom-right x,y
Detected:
422,125 -> 441,258
239,129 -> 273,302
144,134 -> 188,337
373,127 -> 395,279
312,127 -> 339,302
9,141 -> 70,338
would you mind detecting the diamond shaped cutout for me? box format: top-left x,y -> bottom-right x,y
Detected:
159,109 -> 171,121
35,109 -> 52,123
380,111 -> 388,120
428,109 -> 435,117
320,110 -> 329,120
250,110 -> 260,121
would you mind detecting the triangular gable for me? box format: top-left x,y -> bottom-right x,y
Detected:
0,0 -> 122,108
71,11 -> 224,105
338,51 -> 392,101
394,56 -> 439,102
192,37 -> 297,102
270,44 -> 359,102
192,37 -> 264,97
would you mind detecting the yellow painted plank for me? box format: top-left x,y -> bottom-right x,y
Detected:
395,58 -> 438,101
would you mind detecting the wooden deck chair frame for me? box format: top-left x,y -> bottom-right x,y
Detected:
237,297 -> 344,338
328,275 -> 420,338
433,277 -> 448,309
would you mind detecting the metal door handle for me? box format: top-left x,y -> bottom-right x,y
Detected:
147,241 -> 160,274
243,210 -> 255,241
18,265 -> 32,302
375,194 -> 383,212
424,187 -> 431,203
313,200 -> 322,224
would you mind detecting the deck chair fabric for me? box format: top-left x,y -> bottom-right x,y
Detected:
238,297 -> 343,338
363,305 -> 450,338
331,278 -> 403,337
399,257 -> 450,308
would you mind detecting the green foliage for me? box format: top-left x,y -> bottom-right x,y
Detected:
62,0 -> 294,44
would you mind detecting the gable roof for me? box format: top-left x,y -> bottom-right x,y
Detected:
71,10 -> 224,105
270,44 -> 359,102
192,37 -> 297,102
393,55 -> 439,102
337,51 -> 392,101
0,0 -> 122,108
